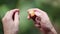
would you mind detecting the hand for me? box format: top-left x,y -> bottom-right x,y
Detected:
2,9 -> 19,34
27,8 -> 57,34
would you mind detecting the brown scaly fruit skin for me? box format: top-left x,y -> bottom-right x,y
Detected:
27,8 -> 57,34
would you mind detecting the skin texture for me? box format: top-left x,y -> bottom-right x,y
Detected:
27,8 -> 57,34
2,9 -> 19,34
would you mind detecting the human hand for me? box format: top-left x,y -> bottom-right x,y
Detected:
27,8 -> 57,34
2,9 -> 19,34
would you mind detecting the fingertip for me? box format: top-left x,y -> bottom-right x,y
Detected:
14,11 -> 19,21
13,9 -> 19,14
27,15 -> 30,20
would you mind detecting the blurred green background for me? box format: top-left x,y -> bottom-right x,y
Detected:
0,0 -> 60,34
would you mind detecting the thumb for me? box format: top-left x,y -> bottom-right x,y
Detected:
14,12 -> 19,26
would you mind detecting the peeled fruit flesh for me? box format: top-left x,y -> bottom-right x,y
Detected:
29,10 -> 35,17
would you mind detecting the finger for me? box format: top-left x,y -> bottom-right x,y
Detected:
8,9 -> 19,18
35,17 -> 41,23
27,15 -> 30,20
35,23 -> 41,28
14,12 -> 19,26
35,11 -> 42,17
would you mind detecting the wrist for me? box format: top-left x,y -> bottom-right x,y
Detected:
51,28 -> 57,34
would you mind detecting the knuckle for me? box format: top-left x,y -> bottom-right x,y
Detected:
2,17 -> 10,23
2,17 -> 6,23
2,18 -> 5,22
35,17 -> 41,22
2,17 -> 6,22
